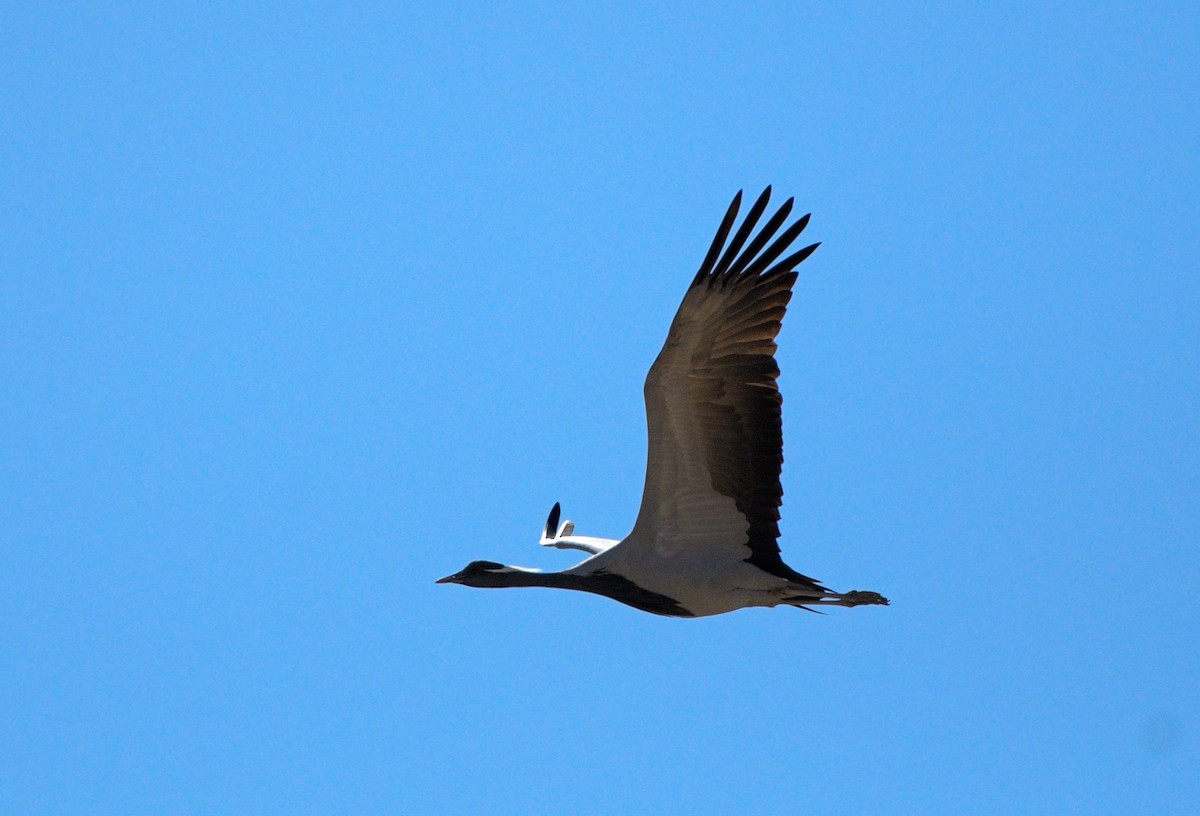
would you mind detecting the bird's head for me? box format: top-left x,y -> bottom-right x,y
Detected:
436,560 -> 520,587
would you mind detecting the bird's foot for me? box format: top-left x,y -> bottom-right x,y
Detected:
841,590 -> 889,606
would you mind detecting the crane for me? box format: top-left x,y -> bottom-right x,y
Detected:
438,188 -> 889,617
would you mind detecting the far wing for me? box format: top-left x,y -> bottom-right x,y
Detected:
539,502 -> 618,555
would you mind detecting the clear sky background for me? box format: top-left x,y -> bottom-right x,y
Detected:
3,3 -> 1198,814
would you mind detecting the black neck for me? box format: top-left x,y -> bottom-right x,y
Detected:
481,566 -> 693,617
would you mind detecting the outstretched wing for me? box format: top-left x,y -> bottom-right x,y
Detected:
624,188 -> 822,588
540,502 -> 617,555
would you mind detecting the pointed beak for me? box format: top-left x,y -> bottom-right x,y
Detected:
436,572 -> 461,584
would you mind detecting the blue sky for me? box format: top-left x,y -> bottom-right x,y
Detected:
3,3 -> 1198,813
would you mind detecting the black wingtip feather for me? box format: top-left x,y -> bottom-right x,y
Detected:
545,502 -> 561,539
695,190 -> 818,287
713,187 -> 773,278
743,213 -> 814,278
764,242 -> 820,277
725,197 -> 794,280
694,191 -> 743,285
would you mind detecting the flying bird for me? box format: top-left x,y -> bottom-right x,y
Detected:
438,188 -> 889,617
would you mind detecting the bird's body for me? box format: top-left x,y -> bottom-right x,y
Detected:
439,188 -> 889,617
